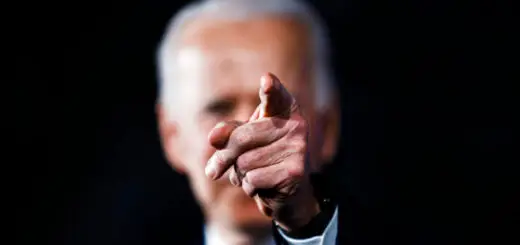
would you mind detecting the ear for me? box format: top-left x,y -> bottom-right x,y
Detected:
156,103 -> 186,174
320,95 -> 341,164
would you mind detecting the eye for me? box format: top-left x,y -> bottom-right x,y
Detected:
204,99 -> 235,116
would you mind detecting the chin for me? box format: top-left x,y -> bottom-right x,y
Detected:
219,186 -> 273,229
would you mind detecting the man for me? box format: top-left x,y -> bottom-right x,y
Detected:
156,0 -> 346,244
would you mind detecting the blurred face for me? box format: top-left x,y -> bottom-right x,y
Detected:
158,17 -> 337,229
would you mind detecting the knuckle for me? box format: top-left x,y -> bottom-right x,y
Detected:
213,151 -> 223,162
299,122 -> 309,137
236,152 -> 253,170
245,188 -> 256,197
235,155 -> 246,170
212,151 -> 224,170
292,116 -> 307,131
297,118 -> 308,131
245,171 -> 260,186
243,181 -> 257,197
287,162 -> 305,180
288,118 -> 308,139
229,170 -> 240,186
232,129 -> 253,146
213,151 -> 230,169
292,138 -> 307,154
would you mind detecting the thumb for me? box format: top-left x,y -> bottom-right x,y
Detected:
258,73 -> 297,118
208,120 -> 244,149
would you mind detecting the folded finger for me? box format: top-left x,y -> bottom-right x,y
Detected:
208,120 -> 243,149
241,161 -> 302,197
235,139 -> 289,173
229,166 -> 241,186
227,117 -> 289,154
205,148 -> 236,180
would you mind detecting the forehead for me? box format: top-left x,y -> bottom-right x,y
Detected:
170,16 -> 313,100
179,16 -> 310,57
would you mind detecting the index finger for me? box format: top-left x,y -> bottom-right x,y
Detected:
258,73 -> 297,119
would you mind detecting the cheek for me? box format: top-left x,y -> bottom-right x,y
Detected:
183,121 -> 216,172
199,118 -> 220,163
179,120 -> 221,204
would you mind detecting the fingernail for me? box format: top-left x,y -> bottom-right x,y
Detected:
261,76 -> 268,89
205,157 -> 217,179
205,164 -> 216,179
230,176 -> 239,186
215,121 -> 226,129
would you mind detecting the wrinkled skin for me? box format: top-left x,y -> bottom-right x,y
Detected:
206,73 -> 319,230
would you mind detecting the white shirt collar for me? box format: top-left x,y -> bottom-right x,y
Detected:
203,224 -> 276,245
203,206 -> 339,245
277,206 -> 339,245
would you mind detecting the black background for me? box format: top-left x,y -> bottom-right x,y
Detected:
13,0 -> 516,244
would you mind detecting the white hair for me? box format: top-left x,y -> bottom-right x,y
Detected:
156,0 -> 335,112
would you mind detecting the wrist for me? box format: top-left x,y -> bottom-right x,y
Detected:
275,195 -> 336,239
274,179 -> 321,231
274,173 -> 337,238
